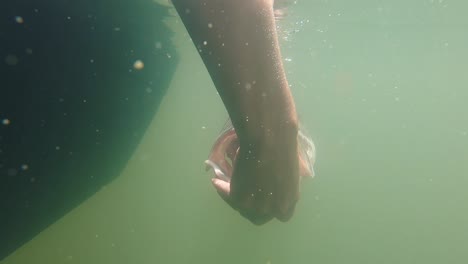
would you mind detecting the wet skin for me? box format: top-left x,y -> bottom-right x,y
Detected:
172,0 -> 303,224
205,125 -> 315,225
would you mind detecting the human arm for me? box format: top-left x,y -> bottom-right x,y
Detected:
172,0 -> 300,224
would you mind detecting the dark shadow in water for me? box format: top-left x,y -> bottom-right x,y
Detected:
0,0 -> 179,259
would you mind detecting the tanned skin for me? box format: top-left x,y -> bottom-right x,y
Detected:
172,0 -> 300,224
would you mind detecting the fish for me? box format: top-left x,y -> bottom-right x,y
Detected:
205,118 -> 316,181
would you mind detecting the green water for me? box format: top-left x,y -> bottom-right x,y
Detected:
3,0 -> 468,263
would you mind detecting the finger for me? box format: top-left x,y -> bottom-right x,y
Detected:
230,185 -> 273,224
249,188 -> 274,216
275,197 -> 297,222
226,139 -> 239,161
239,210 -> 273,225
205,160 -> 230,182
212,178 -> 273,225
211,178 -> 230,197
274,191 -> 299,222
299,155 -> 313,177
206,155 -> 232,178
211,178 -> 240,211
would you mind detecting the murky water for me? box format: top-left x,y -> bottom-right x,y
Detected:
2,0 -> 467,263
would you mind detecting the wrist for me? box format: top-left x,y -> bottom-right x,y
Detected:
235,109 -> 299,150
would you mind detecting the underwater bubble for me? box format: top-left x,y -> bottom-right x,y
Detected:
5,54 -> 19,66
2,119 -> 11,125
155,41 -> 162,49
14,16 -> 24,24
133,60 -> 144,70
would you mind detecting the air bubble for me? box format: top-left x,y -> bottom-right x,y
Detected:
2,119 -> 10,125
133,60 -> 144,70
14,16 -> 24,24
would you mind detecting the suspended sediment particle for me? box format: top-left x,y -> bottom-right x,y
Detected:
5,54 -> 19,66
133,60 -> 144,70
14,16 -> 24,24
2,119 -> 11,125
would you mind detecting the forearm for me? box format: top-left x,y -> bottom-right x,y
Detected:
172,0 -> 298,143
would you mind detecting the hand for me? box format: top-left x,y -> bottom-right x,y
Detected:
205,124 -> 315,225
